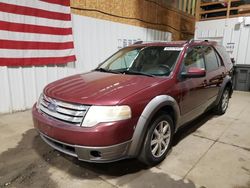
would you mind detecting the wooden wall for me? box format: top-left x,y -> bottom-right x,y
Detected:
70,0 -> 195,40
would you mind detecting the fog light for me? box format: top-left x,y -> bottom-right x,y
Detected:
90,151 -> 101,158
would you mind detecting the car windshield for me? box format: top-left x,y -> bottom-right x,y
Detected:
96,46 -> 182,77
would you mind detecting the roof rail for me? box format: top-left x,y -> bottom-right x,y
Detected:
133,40 -> 168,45
133,41 -> 143,44
186,38 -> 194,44
186,39 -> 210,44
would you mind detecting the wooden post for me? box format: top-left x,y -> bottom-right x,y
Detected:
179,0 -> 183,11
187,0 -> 192,14
226,0 -> 232,18
195,0 -> 201,21
192,0 -> 196,16
183,0 -> 187,12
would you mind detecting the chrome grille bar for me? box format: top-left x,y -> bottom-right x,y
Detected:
39,94 -> 89,126
43,95 -> 87,111
40,100 -> 85,117
40,105 -> 83,124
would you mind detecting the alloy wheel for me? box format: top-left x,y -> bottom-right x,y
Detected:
150,120 -> 171,158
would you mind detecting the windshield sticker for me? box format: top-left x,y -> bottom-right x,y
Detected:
164,47 -> 183,51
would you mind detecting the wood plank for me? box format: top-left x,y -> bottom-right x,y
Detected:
199,7 -> 239,15
230,7 -> 240,10
238,4 -> 250,13
201,1 -> 221,6
230,13 -> 250,18
200,15 -> 226,21
200,0 -> 240,7
199,11 -> 250,20
200,8 -> 227,14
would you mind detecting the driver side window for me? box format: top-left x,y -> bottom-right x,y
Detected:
183,46 -> 205,72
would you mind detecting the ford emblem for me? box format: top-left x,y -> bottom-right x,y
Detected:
48,102 -> 58,112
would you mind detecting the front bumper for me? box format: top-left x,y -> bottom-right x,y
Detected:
32,105 -> 137,162
39,131 -> 132,162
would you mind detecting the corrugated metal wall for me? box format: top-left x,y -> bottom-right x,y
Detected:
195,17 -> 250,65
0,14 -> 171,113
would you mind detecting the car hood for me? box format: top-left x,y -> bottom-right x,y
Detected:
44,71 -> 162,105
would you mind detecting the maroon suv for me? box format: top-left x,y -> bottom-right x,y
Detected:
33,40 -> 233,165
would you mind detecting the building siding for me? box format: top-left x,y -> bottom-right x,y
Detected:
195,17 -> 250,65
0,14 -> 171,113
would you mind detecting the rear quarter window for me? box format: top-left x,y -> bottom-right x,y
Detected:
215,52 -> 223,66
204,46 -> 219,72
214,45 -> 233,70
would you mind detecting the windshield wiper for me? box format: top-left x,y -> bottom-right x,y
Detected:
122,70 -> 154,77
94,68 -> 121,74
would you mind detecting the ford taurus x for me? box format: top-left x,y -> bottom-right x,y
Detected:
32,40 -> 233,165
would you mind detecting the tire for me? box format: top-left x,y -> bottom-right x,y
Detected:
139,113 -> 174,166
214,87 -> 230,115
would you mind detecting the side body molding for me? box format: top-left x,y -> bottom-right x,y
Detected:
127,95 -> 180,157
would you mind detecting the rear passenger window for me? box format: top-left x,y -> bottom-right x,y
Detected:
204,46 -> 219,71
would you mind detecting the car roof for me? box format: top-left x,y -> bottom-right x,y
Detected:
130,40 -> 218,48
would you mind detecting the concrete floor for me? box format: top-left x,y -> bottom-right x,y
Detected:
0,91 -> 249,188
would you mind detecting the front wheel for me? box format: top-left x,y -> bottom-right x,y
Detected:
139,113 -> 174,166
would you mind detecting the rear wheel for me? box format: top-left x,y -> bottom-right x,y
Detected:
214,87 -> 230,115
139,113 -> 174,166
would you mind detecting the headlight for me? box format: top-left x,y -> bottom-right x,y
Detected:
82,105 -> 131,127
36,93 -> 43,109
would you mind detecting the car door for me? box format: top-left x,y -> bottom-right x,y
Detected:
178,46 -> 208,124
203,45 -> 224,104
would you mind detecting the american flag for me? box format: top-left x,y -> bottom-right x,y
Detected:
0,0 -> 76,66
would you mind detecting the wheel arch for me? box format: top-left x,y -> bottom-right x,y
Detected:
215,75 -> 233,105
127,95 -> 180,157
158,105 -> 177,127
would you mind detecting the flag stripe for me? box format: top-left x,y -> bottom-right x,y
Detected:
0,21 -> 72,35
0,12 -> 72,28
0,0 -> 75,66
0,30 -> 73,43
0,40 -> 74,50
0,0 -> 70,14
0,56 -> 76,66
0,2 -> 71,21
41,0 -> 70,6
0,49 -> 75,58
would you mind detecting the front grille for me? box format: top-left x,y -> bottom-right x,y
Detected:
39,94 -> 89,126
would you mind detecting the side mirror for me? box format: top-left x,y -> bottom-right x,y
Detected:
181,67 -> 206,78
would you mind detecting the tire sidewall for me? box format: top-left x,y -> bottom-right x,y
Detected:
218,88 -> 230,114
